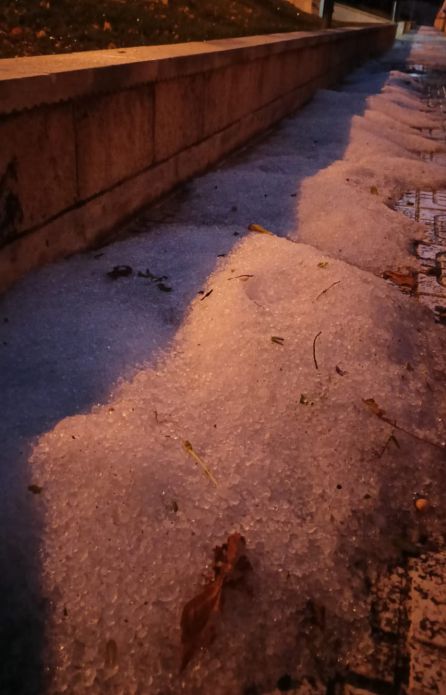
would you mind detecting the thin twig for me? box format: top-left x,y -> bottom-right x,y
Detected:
313,331 -> 322,370
377,431 -> 400,458
385,418 -> 445,450
228,274 -> 254,281
316,280 -> 341,301
363,400 -> 445,451
200,289 -> 213,301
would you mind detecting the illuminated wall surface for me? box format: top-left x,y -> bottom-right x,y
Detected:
0,25 -> 395,291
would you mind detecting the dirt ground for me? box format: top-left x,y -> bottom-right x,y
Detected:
0,0 -> 324,58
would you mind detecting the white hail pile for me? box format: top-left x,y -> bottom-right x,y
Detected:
1,27 -> 446,695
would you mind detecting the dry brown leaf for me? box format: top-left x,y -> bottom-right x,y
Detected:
382,269 -> 417,291
180,533 -> 250,670
248,223 -> 274,236
362,398 -> 386,418
180,579 -> 223,670
103,20 -> 112,31
36,29 -> 46,38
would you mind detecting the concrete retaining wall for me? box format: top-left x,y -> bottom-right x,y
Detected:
0,25 -> 395,292
333,3 -> 390,24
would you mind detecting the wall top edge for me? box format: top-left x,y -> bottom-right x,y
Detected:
0,24 -> 394,116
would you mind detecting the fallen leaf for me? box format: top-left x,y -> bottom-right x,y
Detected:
180,533 -> 250,670
362,397 -> 386,418
335,365 -> 347,376
317,261 -> 328,268
300,394 -> 312,405
248,223 -> 274,236
370,185 -> 379,195
271,336 -> 284,345
137,268 -> 167,282
103,20 -> 112,31
181,579 -> 222,670
28,484 -> 43,494
382,269 -> 417,292
157,282 -> 172,292
36,29 -> 46,38
107,265 -> 132,280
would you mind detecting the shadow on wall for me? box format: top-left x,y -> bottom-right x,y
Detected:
0,38 -> 411,694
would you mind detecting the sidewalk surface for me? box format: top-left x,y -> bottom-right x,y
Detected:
0,26 -> 446,695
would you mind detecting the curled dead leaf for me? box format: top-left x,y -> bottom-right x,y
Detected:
107,265 -> 132,280
300,394 -> 313,405
362,398 -> 386,419
248,223 -> 274,236
382,269 -> 417,292
180,578 -> 222,670
180,533 -> 251,670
